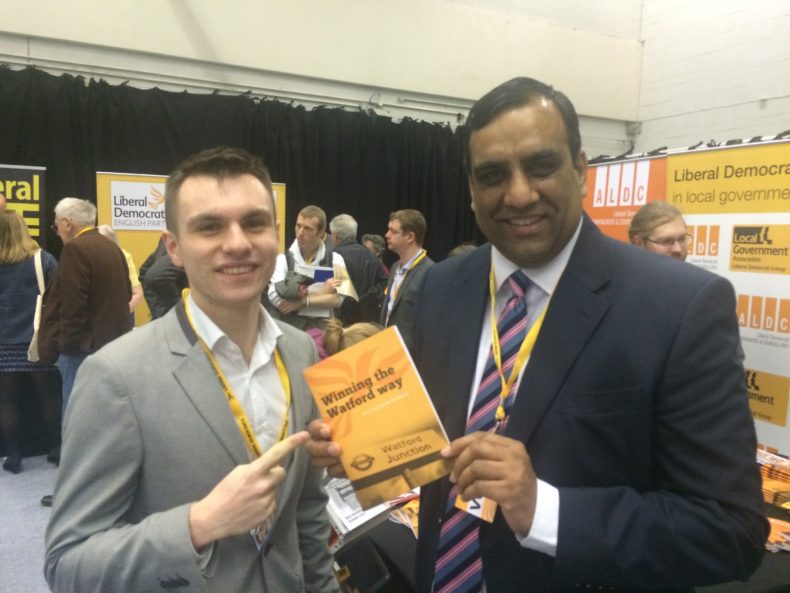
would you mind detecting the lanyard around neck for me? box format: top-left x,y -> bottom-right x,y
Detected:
488,266 -> 548,427
180,289 -> 291,458
391,248 -> 427,302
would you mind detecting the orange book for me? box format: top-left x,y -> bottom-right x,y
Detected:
304,326 -> 451,508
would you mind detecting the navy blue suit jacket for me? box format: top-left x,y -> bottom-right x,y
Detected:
411,216 -> 766,593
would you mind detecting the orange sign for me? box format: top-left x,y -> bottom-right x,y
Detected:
584,157 -> 667,242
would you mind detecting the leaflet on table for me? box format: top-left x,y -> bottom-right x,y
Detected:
304,325 -> 451,509
324,475 -> 395,551
767,517 -> 790,553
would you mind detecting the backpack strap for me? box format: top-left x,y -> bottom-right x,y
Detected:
320,240 -> 333,267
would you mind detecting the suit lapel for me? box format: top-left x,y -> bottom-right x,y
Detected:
439,247 -> 491,441
268,325 -> 311,534
390,261 -> 408,313
505,219 -> 612,445
271,327 -> 303,475
165,309 -> 251,466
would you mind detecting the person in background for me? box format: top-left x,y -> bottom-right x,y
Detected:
0,211 -> 61,474
319,318 -> 383,358
44,147 -> 339,593
447,241 -> 477,258
628,201 -> 691,261
97,224 -> 144,317
0,191 -> 7,210
38,198 -> 131,415
380,209 -> 433,351
268,205 -> 347,331
361,233 -> 388,274
308,76 -> 767,593
138,236 -> 189,319
329,214 -> 388,324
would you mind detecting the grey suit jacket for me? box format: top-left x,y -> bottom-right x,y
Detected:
45,303 -> 340,593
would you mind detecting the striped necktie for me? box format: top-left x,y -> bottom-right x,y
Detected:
432,270 -> 530,593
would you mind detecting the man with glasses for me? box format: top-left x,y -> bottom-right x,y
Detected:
628,201 -> 691,260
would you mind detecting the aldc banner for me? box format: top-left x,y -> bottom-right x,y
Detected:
0,164 -> 46,239
585,141 -> 790,455
583,157 -> 666,242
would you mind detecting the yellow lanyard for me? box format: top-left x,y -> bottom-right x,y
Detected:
390,249 -> 427,302
181,289 -> 291,458
488,266 -> 548,426
75,226 -> 95,237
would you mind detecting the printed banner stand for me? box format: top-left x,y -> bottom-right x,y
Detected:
585,140 -> 790,455
97,172 -> 287,326
1,164 -> 47,242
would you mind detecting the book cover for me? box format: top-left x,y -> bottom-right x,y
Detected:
304,326 -> 451,508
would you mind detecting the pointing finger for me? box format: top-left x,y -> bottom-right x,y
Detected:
253,431 -> 309,473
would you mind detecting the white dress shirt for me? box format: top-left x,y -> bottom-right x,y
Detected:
468,219 -> 583,556
188,293 -> 287,454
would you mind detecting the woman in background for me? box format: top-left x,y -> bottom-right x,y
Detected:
307,318 -> 382,360
322,318 -> 383,357
0,211 -> 61,473
97,224 -> 144,319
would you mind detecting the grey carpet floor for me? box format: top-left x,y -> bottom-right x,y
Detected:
0,455 -> 57,593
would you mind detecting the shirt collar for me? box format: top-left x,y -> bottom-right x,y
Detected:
398,248 -> 425,274
288,238 -> 326,265
187,292 -> 282,357
491,217 -> 583,297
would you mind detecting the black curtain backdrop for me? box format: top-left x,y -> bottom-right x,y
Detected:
0,66 -> 483,260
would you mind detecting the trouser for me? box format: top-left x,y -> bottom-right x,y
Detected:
56,353 -> 88,421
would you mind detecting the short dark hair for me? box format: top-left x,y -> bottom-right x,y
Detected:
298,205 -> 327,232
389,209 -> 427,246
165,147 -> 274,233
466,77 -> 582,167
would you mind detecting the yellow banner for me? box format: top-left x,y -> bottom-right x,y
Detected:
97,172 -> 287,326
746,369 -> 790,427
1,165 -> 46,239
730,225 -> 790,275
666,143 -> 790,214
97,173 -> 169,325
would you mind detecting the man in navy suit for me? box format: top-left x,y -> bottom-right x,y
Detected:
309,77 -> 767,592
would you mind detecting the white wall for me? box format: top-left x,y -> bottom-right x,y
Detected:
1,0 -> 784,158
0,0 -> 640,121
636,0 -> 790,152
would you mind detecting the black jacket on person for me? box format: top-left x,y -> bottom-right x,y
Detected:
334,239 -> 388,324
138,238 -> 188,319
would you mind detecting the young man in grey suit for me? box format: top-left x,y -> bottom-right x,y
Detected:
308,78 -> 767,592
45,147 -> 340,593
